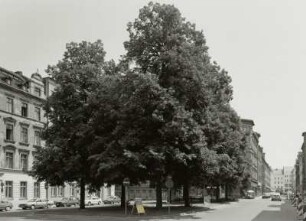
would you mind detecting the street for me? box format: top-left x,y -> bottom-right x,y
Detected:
0,198 -> 297,221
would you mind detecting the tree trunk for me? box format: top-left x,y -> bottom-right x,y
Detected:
79,178 -> 86,209
183,182 -> 191,207
216,186 -> 220,201
155,180 -> 163,209
121,184 -> 126,208
225,184 -> 229,201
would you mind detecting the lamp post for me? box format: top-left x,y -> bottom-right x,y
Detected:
123,178 -> 130,215
44,182 -> 49,209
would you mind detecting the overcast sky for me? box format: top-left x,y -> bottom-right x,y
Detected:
1,0 -> 305,169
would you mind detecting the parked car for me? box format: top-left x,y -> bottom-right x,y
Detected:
54,197 -> 79,207
103,196 -> 120,204
262,192 -> 271,199
271,194 -> 281,201
19,199 -> 48,210
85,196 -> 102,206
0,200 -> 13,211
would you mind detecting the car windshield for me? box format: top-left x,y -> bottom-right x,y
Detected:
28,199 -> 36,202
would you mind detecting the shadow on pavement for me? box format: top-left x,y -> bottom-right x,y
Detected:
252,201 -> 296,221
0,205 -> 214,220
267,205 -> 281,208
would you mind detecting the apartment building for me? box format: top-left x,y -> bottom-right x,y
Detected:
241,119 -> 272,195
0,66 -> 114,207
271,167 -> 294,194
0,66 -> 55,206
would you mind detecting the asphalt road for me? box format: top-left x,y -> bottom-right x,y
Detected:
0,198 -> 297,221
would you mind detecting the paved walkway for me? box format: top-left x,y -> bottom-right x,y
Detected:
0,198 -> 297,221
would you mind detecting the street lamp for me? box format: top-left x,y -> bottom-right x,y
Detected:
123,178 -> 130,215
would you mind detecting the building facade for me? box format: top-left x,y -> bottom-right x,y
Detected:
0,66 -> 114,207
241,119 -> 272,196
271,167 -> 294,194
0,66 -> 55,207
263,155 -> 272,192
295,152 -> 303,195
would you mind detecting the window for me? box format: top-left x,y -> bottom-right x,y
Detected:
20,182 -> 27,198
21,103 -> 28,117
70,185 -> 75,197
5,181 -> 13,198
20,154 -> 28,171
58,186 -> 64,197
34,87 -> 41,97
34,182 -> 40,198
6,124 -> 14,141
7,97 -> 13,113
5,152 -> 14,169
51,187 -> 57,197
20,127 -> 28,143
34,130 -> 41,146
34,107 -> 41,121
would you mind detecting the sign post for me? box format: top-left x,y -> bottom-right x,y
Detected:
165,176 -> 174,214
123,178 -> 130,215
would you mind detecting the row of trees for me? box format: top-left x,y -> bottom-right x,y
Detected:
32,2 -> 248,209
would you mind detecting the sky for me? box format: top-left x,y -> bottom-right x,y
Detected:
1,0 -> 306,169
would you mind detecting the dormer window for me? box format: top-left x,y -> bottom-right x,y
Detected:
6,78 -> 12,85
34,87 -> 41,97
2,76 -> 12,85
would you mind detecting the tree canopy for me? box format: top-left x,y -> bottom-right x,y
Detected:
32,2 -> 247,210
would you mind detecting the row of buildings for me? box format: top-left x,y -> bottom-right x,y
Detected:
241,119 -> 272,195
271,167 -> 294,194
241,119 -> 295,196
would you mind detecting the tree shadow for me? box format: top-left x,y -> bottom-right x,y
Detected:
0,205 -> 214,220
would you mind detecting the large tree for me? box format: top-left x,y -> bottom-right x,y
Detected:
124,2 -> 246,206
32,40 -> 106,209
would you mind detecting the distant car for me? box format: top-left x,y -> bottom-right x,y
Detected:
54,197 -> 79,207
262,193 -> 271,199
103,196 -> 120,204
246,190 -> 255,199
85,196 -> 102,206
0,200 -> 13,211
271,194 -> 281,201
19,199 -> 48,210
